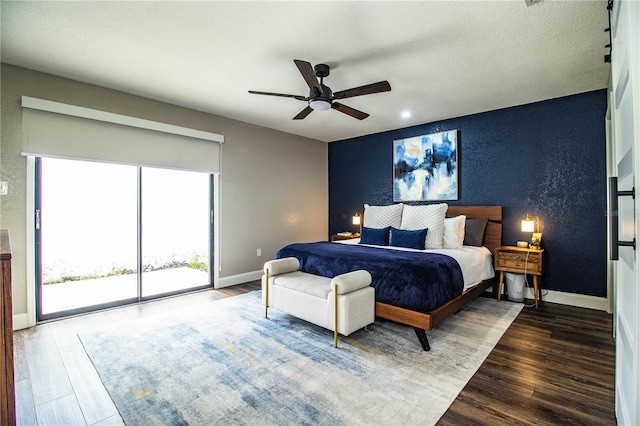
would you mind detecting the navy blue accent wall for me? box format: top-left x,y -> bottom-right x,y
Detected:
329,90 -> 607,297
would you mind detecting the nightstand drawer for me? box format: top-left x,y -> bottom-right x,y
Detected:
498,258 -> 535,270
497,253 -> 539,268
494,248 -> 543,275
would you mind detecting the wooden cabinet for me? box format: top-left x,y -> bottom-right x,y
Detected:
494,245 -> 544,308
1,230 -> 15,425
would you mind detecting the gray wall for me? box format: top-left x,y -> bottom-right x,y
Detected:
1,64 -> 328,316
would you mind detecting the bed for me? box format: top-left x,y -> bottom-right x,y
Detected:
277,205 -> 502,351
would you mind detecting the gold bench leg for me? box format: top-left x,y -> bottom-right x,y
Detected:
334,285 -> 338,348
264,269 -> 269,319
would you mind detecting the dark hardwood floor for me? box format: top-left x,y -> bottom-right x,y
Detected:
438,300 -> 616,425
14,281 -> 616,425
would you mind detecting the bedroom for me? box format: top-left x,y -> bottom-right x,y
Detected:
0,1 -> 638,425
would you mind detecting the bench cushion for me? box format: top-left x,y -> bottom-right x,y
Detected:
273,271 -> 332,299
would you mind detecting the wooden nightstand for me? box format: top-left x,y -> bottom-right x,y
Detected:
331,234 -> 360,241
494,246 -> 544,308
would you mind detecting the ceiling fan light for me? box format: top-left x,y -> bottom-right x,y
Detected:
309,99 -> 331,110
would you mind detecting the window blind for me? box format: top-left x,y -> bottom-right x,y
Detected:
21,96 -> 223,173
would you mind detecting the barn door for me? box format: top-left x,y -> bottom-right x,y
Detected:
610,0 -> 640,424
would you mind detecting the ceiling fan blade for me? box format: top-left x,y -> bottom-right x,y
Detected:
248,90 -> 307,101
293,106 -> 314,120
331,102 -> 369,120
294,59 -> 321,91
333,81 -> 391,100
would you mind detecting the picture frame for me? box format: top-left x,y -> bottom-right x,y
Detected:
530,232 -> 542,248
393,130 -> 458,201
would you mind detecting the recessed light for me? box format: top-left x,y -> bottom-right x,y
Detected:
401,111 -> 411,119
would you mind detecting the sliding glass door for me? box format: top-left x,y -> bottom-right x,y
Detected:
37,158 -> 138,318
36,157 -> 213,320
140,167 -> 211,297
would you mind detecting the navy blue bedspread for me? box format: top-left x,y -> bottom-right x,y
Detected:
277,242 -> 464,313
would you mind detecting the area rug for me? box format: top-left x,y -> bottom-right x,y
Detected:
79,291 -> 523,425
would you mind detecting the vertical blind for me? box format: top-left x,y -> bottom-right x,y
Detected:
21,96 -> 223,173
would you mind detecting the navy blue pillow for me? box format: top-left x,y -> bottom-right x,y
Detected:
359,226 -> 390,246
390,227 -> 428,250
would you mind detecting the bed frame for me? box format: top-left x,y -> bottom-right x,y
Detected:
374,206 -> 503,351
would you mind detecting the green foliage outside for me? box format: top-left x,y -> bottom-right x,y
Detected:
43,252 -> 209,285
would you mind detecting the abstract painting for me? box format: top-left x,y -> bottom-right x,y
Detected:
393,130 -> 458,201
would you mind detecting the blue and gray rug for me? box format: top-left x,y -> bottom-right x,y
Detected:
79,291 -> 522,425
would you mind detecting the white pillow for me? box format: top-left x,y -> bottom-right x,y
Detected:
363,203 -> 404,229
400,203 -> 448,249
443,215 -> 466,249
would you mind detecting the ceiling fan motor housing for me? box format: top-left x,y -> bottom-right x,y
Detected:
309,83 -> 333,110
314,63 -> 330,78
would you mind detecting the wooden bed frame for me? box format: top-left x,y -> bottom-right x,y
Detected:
374,206 -> 503,351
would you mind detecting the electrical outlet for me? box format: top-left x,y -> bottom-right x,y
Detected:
0,181 -> 7,196
257,248 -> 262,257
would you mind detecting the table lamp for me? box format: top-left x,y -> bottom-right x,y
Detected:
521,214 -> 542,249
352,213 -> 362,236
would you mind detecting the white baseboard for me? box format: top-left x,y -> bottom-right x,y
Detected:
217,270 -> 262,289
13,313 -> 30,331
500,285 -> 608,311
540,289 -> 608,311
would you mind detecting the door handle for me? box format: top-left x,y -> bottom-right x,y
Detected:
609,176 -> 636,260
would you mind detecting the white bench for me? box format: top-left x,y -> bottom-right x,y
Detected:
262,257 -> 375,347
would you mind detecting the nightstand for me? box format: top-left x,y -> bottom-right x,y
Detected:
331,234 -> 360,241
494,246 -> 544,308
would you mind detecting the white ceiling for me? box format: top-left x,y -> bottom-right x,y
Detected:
1,1 -> 610,143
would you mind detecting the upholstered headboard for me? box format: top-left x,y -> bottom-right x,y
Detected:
446,206 -> 502,254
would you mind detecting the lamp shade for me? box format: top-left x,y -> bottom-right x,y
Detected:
521,215 -> 535,233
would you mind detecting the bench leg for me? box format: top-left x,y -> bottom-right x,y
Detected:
413,328 -> 431,351
334,287 -> 338,348
264,269 -> 269,319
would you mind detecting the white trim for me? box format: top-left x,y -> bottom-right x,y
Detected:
218,270 -> 263,289
213,173 -> 221,289
21,96 -> 224,144
25,156 -> 37,328
12,313 -> 29,331
539,289 -> 609,311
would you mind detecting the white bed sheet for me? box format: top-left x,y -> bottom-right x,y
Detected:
334,238 -> 494,290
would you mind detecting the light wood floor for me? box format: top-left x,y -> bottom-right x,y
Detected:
13,282 -> 261,425
13,282 -> 615,425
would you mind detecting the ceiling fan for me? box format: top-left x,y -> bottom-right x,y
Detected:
248,59 -> 391,120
